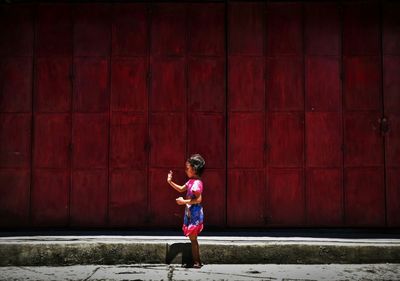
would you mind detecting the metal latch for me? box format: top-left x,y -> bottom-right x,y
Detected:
380,117 -> 389,136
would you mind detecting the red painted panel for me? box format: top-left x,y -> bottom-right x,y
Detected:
73,58 -> 109,113
306,112 -> 342,167
344,57 -> 381,111
268,112 -> 304,167
229,57 -> 264,112
227,170 -> 265,227
383,2 -> 400,55
386,113 -> 400,167
72,114 -> 108,169
343,2 -> 379,56
111,113 -> 147,169
228,2 -> 264,55
71,170 -> 107,227
37,4 -> 72,56
344,112 -> 383,167
149,168 -> 186,227
73,4 -> 111,56
345,168 -> 385,226
31,169 -> 69,226
34,114 -> 70,169
0,114 -> 31,168
36,58 -> 71,113
201,169 -> 225,227
305,3 -> 340,56
151,58 -> 185,112
267,3 -> 302,56
387,168 -> 400,226
189,3 -> 224,56
228,113 -> 264,169
306,57 -> 340,112
151,4 -> 186,56
384,57 -> 400,113
307,168 -> 343,226
112,4 -> 148,57
111,58 -> 147,112
0,58 -> 32,112
267,57 -> 303,111
109,169 -> 147,227
0,169 -> 30,227
188,113 -> 225,169
0,4 -> 33,56
188,58 -> 225,113
267,168 -> 305,226
150,113 -> 185,167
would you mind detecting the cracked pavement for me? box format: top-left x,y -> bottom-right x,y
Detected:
1,264 -> 400,280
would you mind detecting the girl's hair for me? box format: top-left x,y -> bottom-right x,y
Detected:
187,154 -> 205,176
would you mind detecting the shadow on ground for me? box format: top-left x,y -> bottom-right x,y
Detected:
165,242 -> 193,266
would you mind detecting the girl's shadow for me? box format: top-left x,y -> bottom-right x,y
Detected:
166,243 -> 193,266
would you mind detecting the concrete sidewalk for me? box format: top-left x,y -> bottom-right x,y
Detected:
2,264 -> 400,281
0,230 -> 400,266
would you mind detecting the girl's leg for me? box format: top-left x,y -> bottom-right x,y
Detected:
189,235 -> 201,267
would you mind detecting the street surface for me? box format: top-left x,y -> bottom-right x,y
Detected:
1,263 -> 400,281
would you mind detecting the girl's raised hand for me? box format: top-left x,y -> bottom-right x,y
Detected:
167,170 -> 173,183
176,197 -> 186,205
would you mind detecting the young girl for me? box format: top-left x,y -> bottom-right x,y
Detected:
167,154 -> 205,268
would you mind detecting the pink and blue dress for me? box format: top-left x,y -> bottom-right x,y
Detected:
182,179 -> 204,237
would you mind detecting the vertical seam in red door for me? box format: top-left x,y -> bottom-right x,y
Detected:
379,0 -> 388,227
29,3 -> 38,228
106,3 -> 113,228
224,0 -> 229,228
69,3 -> 75,228
146,3 -> 152,226
339,0 -> 346,226
185,4 -> 189,169
263,1 -> 268,228
302,2 -> 307,227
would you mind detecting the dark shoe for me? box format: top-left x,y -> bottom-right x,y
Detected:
182,263 -> 193,268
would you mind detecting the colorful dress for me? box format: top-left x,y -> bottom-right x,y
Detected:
182,179 -> 204,237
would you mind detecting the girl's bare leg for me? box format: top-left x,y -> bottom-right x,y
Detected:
189,235 -> 201,267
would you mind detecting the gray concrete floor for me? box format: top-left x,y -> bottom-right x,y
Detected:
1,263 -> 400,281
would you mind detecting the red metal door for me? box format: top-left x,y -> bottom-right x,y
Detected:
0,4 -> 33,227
32,4 -> 73,227
188,3 -> 226,227
1,1 -> 399,229
71,114 -> 108,226
383,2 -> 400,227
149,3 -> 188,227
343,1 -> 385,226
109,4 -> 149,227
149,3 -> 226,227
305,3 -> 343,226
0,114 -> 31,227
32,114 -> 70,226
266,2 -> 305,226
228,2 -> 266,227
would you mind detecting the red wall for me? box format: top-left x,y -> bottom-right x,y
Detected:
0,1 -> 399,229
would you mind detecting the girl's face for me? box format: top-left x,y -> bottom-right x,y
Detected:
185,162 -> 197,178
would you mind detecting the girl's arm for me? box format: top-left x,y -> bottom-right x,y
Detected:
167,170 -> 187,193
176,194 -> 202,205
